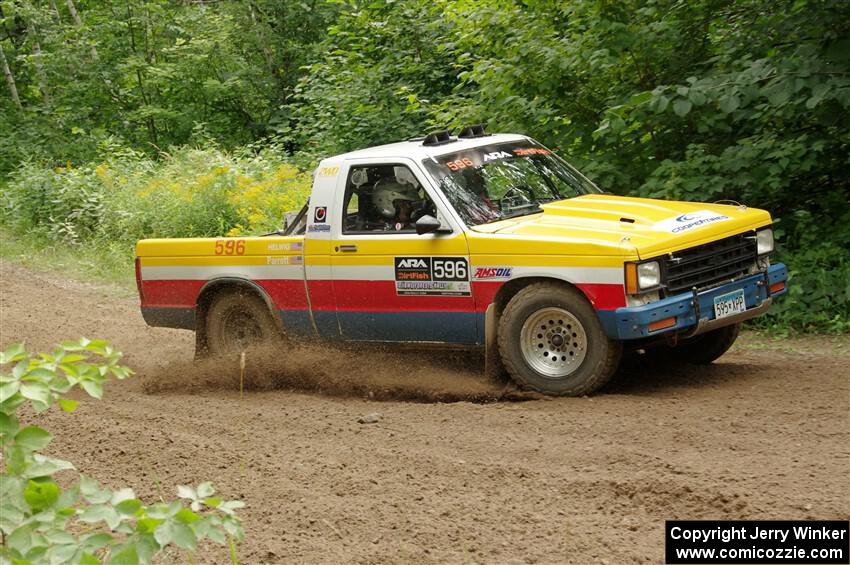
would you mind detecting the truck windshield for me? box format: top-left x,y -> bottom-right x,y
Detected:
422,140 -> 602,227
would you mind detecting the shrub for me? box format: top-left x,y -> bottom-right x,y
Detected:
0,144 -> 312,249
0,339 -> 244,564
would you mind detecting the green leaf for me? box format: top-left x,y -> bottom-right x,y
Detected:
23,481 -> 60,511
46,542 -> 78,563
171,522 -> 197,550
57,399 -> 78,413
0,502 -> 25,533
688,90 -> 707,106
8,525 -> 33,554
136,518 -> 162,534
196,482 -> 215,498
0,343 -> 26,364
0,380 -> 21,403
805,83 -> 831,109
25,368 -> 58,380
115,499 -> 142,516
80,476 -> 111,504
15,426 -> 53,452
177,485 -> 196,500
175,508 -> 200,524
57,485 -> 80,509
23,455 -> 74,479
79,379 -> 103,399
79,504 -> 122,529
80,532 -> 113,551
673,98 -> 692,117
0,412 -> 19,437
80,552 -> 101,565
218,500 -> 245,515
110,488 -> 136,505
719,94 -> 740,113
20,382 -> 51,407
154,520 -> 173,546
627,90 -> 652,106
107,543 -> 139,565
207,525 -> 226,545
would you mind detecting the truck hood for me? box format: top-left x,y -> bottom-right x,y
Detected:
469,194 -> 772,258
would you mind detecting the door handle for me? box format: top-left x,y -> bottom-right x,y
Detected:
338,244 -> 358,252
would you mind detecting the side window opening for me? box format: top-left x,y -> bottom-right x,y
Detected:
342,164 -> 437,234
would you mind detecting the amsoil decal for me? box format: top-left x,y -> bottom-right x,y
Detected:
473,266 -> 513,280
313,206 -> 327,223
394,256 -> 471,296
656,210 -> 730,233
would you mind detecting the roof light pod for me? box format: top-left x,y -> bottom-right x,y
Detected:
422,130 -> 455,146
457,124 -> 488,139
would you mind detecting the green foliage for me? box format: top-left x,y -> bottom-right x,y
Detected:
0,144 -> 312,251
0,338 -> 244,564
0,0 -> 339,174
1,0 -> 847,331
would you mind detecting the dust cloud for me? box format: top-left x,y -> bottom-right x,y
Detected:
139,342 -> 541,403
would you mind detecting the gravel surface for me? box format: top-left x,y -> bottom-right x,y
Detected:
1,259 -> 847,564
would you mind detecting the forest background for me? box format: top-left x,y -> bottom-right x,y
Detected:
0,0 -> 848,331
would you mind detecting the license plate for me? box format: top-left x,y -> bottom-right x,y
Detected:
713,288 -> 746,319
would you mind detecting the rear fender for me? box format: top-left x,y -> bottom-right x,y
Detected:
194,277 -> 282,357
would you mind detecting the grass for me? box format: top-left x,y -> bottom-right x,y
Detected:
0,229 -> 136,295
732,329 -> 850,356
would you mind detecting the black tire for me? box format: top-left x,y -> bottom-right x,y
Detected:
498,283 -> 622,396
205,291 -> 282,357
670,322 -> 740,365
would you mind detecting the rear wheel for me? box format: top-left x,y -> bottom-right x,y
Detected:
205,291 -> 282,357
670,323 -> 741,365
498,283 -> 621,396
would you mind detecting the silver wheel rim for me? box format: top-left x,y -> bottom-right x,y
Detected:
520,307 -> 587,378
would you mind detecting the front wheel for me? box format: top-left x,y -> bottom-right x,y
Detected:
498,283 -> 622,396
670,323 -> 740,365
205,291 -> 283,357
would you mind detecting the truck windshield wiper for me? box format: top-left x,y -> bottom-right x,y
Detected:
500,205 -> 542,220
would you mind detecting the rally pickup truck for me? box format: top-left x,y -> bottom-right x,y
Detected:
135,127 -> 787,396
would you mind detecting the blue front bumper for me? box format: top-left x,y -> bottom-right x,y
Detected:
599,263 -> 788,340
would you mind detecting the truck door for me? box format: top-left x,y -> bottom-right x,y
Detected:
329,159 -> 478,344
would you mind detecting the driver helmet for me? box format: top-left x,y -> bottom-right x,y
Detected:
372,179 -> 419,219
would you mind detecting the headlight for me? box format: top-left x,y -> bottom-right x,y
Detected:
756,228 -> 774,255
637,261 -> 661,289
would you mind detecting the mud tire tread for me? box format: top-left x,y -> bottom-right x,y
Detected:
497,282 -> 621,396
671,323 -> 741,365
205,290 -> 282,357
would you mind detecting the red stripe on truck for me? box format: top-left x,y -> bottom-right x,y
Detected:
140,278 -> 626,313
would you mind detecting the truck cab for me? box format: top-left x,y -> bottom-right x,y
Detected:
136,128 -> 787,396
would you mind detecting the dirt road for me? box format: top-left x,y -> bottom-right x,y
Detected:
1,259 -> 848,564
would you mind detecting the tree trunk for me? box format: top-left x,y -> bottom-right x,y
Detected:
48,0 -> 61,20
0,41 -> 22,110
28,24 -> 50,103
65,0 -> 98,60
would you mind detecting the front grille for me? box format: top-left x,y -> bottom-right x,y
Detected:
663,232 -> 757,294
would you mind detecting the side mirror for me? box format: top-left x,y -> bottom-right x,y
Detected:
415,214 -> 442,235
